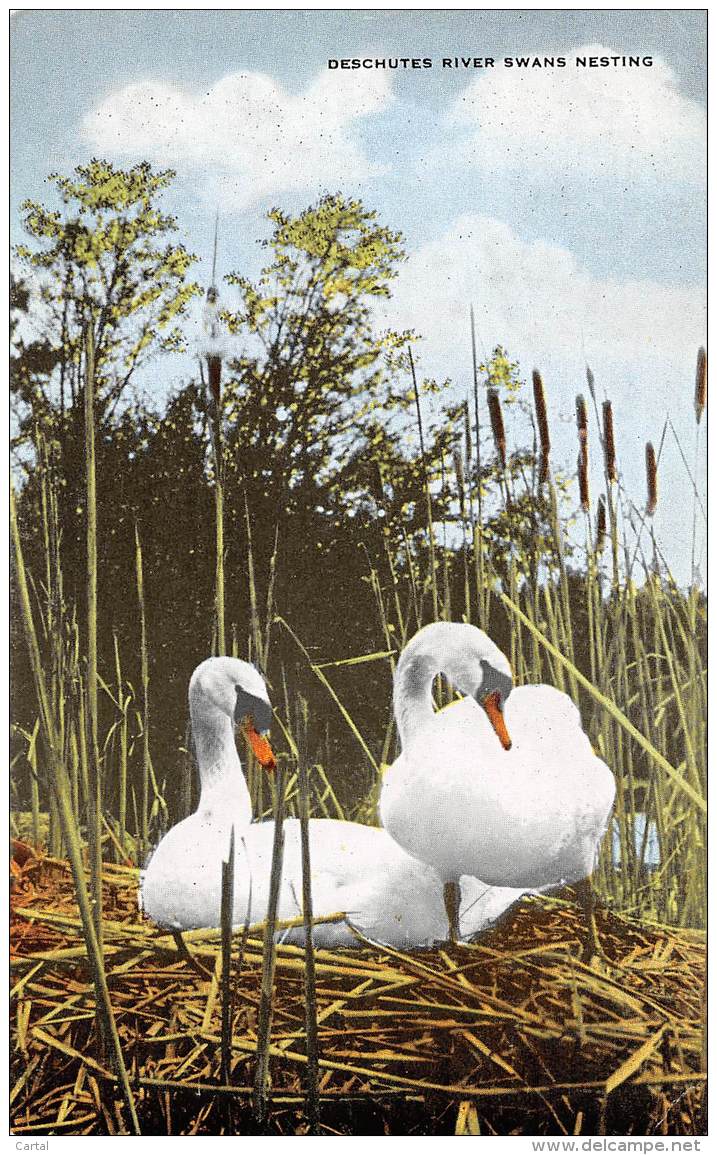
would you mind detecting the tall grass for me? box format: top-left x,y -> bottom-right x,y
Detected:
11,485 -> 140,1133
11,332 -> 706,941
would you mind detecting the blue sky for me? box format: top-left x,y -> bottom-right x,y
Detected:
11,9 -> 706,583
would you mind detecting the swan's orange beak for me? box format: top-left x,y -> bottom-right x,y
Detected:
241,720 -> 277,772
482,691 -> 512,751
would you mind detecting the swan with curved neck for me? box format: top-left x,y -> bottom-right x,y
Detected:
140,656 -> 527,947
380,622 -> 616,947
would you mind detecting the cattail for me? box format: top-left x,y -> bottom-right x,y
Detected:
207,355 -> 222,410
695,347 -> 706,425
595,495 -> 607,554
575,394 -> 590,510
645,441 -> 658,516
487,387 -> 507,470
602,400 -> 617,482
576,394 -> 588,446
586,364 -> 596,402
463,400 -> 472,465
578,452 -> 590,512
453,446 -> 466,514
532,370 -> 551,483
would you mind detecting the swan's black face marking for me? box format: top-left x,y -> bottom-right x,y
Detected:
475,660 -> 513,708
234,687 -> 272,735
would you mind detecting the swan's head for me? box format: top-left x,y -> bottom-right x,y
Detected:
400,622 -> 514,750
189,657 -> 276,769
445,628 -> 513,751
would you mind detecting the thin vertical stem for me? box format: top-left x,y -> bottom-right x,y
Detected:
28,718 -> 41,848
84,325 -> 102,947
113,632 -> 128,860
470,307 -> 487,626
408,347 -> 439,625
220,826 -> 235,1088
209,356 -> 226,655
253,765 -> 287,1128
135,525 -> 150,863
297,713 -> 320,1134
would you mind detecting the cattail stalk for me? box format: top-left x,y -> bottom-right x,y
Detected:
470,308 -> 488,627
595,496 -> 607,555
645,442 -> 658,517
600,398 -> 620,590
409,347 -> 439,624
532,371 -> 575,674
576,394 -> 590,511
453,442 -> 471,623
440,451 -> 451,623
244,491 -> 262,668
487,385 -> 514,516
578,453 -> 590,513
602,401 -> 617,482
487,387 -> 507,470
207,354 -> 226,656
533,370 -> 551,484
691,347 -> 706,589
576,390 -> 595,680
695,347 -> 706,425
84,325 -> 102,947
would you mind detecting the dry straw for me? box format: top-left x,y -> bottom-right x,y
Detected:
10,857 -> 706,1137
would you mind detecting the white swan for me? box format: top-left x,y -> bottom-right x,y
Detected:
140,656 -> 526,948
379,622 -> 616,947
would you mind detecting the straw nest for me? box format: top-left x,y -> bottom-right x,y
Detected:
10,844 -> 705,1137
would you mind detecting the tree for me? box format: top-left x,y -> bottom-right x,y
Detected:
223,193 -> 411,515
13,159 -> 200,436
13,161 -> 201,611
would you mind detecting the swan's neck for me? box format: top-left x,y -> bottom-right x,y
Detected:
190,699 -> 252,821
394,651 -> 439,749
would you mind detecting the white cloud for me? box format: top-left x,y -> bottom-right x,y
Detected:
449,45 -> 705,183
82,69 -> 393,209
384,214 -> 704,375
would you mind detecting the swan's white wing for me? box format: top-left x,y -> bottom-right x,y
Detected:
381,684 -> 616,889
